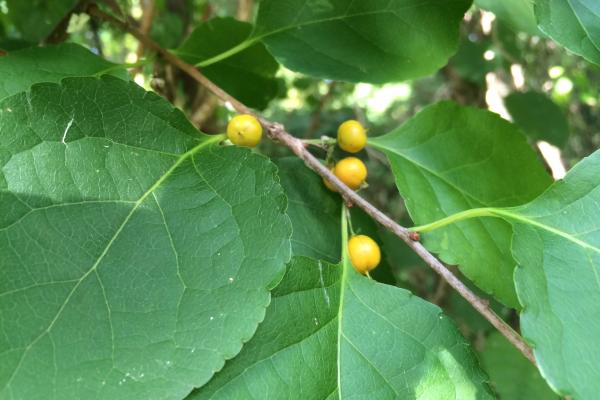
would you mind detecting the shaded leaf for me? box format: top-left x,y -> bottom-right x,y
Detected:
190,256 -> 494,399
0,43 -> 128,101
349,207 -> 397,285
481,332 -> 557,399
275,157 -> 397,284
450,38 -> 496,84
475,0 -> 540,35
178,17 -> 279,110
504,91 -> 569,147
253,0 -> 471,83
275,157 -> 341,263
6,0 -> 78,42
0,76 -> 291,399
534,0 -> 600,65
370,102 -> 552,308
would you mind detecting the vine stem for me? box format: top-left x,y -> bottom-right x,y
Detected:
87,4 -> 536,365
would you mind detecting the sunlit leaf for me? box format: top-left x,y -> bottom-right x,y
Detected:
0,76 -> 291,399
535,0 -> 600,65
508,150 -> 600,398
370,102 -> 552,308
189,256 -> 493,399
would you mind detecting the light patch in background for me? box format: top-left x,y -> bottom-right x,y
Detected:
134,73 -> 146,88
485,72 -> 510,119
353,83 -> 412,121
480,11 -> 495,34
548,66 -> 564,79
537,141 -> 566,180
0,0 -> 8,14
483,50 -> 496,61
131,0 -> 143,19
554,77 -> 573,95
511,64 -> 525,89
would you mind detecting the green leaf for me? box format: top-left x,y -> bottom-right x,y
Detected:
349,207 -> 397,285
6,0 -> 78,42
275,157 -> 341,263
178,17 -> 279,110
475,0 -> 540,35
370,102 -> 552,308
504,91 -> 569,147
450,38 -> 496,84
481,332 -> 558,399
411,150 -> 600,398
534,0 -> 600,65
189,256 -> 494,399
275,157 -> 397,284
0,76 -> 291,399
0,43 -> 128,101
252,0 -> 471,83
0,39 -> 32,52
508,150 -> 600,398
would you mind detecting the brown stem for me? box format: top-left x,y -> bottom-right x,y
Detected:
236,0 -> 253,21
87,4 -> 536,365
132,0 -> 156,75
305,81 -> 337,138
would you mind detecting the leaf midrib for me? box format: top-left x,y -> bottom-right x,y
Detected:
495,208 -> 600,254
3,135 -> 221,390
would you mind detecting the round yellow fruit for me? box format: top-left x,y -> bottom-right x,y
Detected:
348,235 -> 381,274
337,120 -> 367,153
333,157 -> 367,190
226,114 -> 262,147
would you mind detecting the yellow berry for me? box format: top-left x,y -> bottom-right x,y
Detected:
348,235 -> 381,274
333,157 -> 367,190
226,114 -> 262,147
337,120 -> 367,153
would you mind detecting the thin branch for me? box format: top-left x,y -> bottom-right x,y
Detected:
236,0 -> 253,22
305,81 -> 337,138
133,0 -> 156,72
86,4 -> 536,365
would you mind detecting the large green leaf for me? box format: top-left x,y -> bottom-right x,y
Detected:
0,43 -> 128,101
504,91 -> 569,147
534,0 -> 600,65
481,332 -> 557,399
190,255 -> 493,399
0,76 -> 291,399
178,17 -> 279,110
475,0 -> 540,35
251,0 -> 471,83
413,150 -> 600,398
369,102 -> 552,308
6,0 -> 78,42
508,150 -> 600,398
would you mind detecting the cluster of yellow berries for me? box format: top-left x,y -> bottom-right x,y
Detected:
323,120 -> 368,191
226,115 -> 381,275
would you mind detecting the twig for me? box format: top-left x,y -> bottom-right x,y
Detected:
236,0 -> 253,21
132,0 -> 156,74
305,81 -> 337,138
86,4 -> 536,365
89,16 -> 104,56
